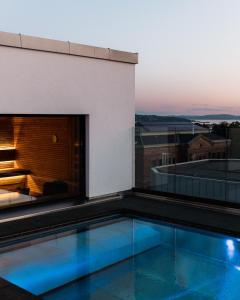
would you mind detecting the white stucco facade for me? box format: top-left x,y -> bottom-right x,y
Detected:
0,32 -> 137,198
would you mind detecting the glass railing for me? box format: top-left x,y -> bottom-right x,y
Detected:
135,120 -> 240,206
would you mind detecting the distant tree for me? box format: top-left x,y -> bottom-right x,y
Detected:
212,121 -> 240,138
195,122 -> 210,129
229,121 -> 240,128
212,122 -> 229,138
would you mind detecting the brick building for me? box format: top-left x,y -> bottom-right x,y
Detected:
135,121 -> 231,187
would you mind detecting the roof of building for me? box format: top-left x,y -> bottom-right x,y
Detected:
136,121 -> 208,133
181,133 -> 227,143
0,31 -> 138,64
155,159 -> 240,182
136,134 -> 177,146
136,132 -> 227,146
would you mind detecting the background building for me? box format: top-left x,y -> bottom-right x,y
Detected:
136,120 -> 230,187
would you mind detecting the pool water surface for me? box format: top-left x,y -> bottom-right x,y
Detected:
0,217 -> 240,299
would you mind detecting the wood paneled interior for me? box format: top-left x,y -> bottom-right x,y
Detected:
0,117 -> 14,169
13,116 -> 81,195
0,149 -> 16,161
0,162 -> 14,169
0,176 -> 26,191
0,116 -> 85,197
0,117 -> 14,147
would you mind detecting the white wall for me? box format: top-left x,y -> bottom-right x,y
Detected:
0,46 -> 135,197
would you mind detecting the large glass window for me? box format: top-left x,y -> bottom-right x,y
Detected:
0,116 -> 85,208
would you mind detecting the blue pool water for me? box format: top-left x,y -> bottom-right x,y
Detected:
0,217 -> 240,299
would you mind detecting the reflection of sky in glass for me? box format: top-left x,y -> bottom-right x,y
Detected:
1,0 -> 240,115
225,239 -> 240,273
226,239 -> 235,259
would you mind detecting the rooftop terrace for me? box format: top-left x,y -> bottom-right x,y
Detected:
156,159 -> 240,182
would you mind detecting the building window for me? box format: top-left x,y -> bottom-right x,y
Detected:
162,153 -> 175,165
0,116 -> 86,207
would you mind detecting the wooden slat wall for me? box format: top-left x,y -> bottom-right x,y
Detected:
13,117 -> 75,194
0,118 -> 14,169
0,176 -> 26,190
0,117 -> 14,146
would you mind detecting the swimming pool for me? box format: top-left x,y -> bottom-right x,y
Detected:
0,216 -> 240,299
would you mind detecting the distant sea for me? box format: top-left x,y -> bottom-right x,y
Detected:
194,119 -> 239,124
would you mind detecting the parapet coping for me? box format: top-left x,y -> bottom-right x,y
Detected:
0,31 -> 138,64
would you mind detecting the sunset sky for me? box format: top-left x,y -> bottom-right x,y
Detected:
1,0 -> 240,115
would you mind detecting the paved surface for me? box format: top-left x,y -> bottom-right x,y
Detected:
0,198 -> 83,222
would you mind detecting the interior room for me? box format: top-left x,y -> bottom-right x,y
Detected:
0,115 -> 85,207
